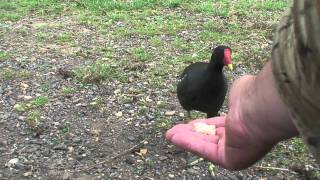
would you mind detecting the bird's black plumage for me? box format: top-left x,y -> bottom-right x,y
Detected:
177,46 -> 231,118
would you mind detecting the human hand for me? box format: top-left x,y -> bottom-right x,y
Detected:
166,74 -> 292,170
166,117 -> 227,166
166,114 -> 271,170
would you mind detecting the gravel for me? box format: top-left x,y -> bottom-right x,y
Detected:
0,13 -> 318,180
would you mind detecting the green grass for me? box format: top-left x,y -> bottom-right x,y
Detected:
256,1 -> 288,11
0,2 -> 18,10
36,31 -> 74,44
0,0 -> 64,21
148,76 -> 166,88
73,61 -> 128,84
31,96 -> 49,107
26,111 -> 41,129
76,11 -> 113,28
263,137 -> 309,167
90,96 -> 103,108
40,84 -> 50,92
0,0 -> 290,22
166,0 -> 183,8
0,51 -> 12,61
61,123 -> 71,133
32,22 -> 64,30
132,18 -> 188,36
173,38 -> 189,52
33,22 -> 49,30
55,32 -> 74,44
0,2 -> 20,21
0,68 -> 32,80
14,96 -> 48,113
0,12 -> 20,21
14,103 -> 29,112
149,36 -> 164,47
155,117 -> 172,130
36,32 -> 50,41
61,86 -> 76,95
16,27 -> 28,36
75,0 -> 159,12
132,48 -> 152,62
189,1 -> 230,16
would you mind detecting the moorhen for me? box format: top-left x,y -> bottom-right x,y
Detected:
177,45 -> 233,118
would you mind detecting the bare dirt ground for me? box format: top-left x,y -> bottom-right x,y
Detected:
0,8 -> 319,180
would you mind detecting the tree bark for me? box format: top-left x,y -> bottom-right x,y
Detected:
272,0 -> 320,162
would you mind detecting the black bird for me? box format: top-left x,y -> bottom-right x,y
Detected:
177,45 -> 233,118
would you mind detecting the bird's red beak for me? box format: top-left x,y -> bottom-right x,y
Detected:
224,49 -> 233,70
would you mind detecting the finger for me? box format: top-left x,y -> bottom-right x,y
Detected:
189,116 -> 226,127
165,124 -> 193,140
166,123 -> 219,142
167,123 -> 225,140
216,127 -> 225,137
192,132 -> 219,143
170,132 -> 221,163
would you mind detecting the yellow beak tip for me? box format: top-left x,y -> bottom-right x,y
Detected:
227,64 -> 233,71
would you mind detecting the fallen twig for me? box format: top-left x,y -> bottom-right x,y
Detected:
188,157 -> 204,166
79,137 -> 149,171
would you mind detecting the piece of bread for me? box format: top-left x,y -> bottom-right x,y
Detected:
193,122 -> 216,135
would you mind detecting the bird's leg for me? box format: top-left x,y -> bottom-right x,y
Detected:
184,111 -> 191,123
207,112 -> 217,118
187,111 -> 191,119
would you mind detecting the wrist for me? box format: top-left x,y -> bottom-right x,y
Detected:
240,63 -> 298,145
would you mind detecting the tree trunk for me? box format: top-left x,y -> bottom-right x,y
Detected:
272,0 -> 320,162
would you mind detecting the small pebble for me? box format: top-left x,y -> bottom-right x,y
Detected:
72,137 -> 81,143
68,146 -> 74,153
0,140 -> 7,146
165,111 -> 175,116
159,156 -> 168,161
23,96 -> 33,100
53,144 -> 68,151
6,158 -> 19,167
187,168 -> 198,175
125,156 -> 136,165
23,171 -> 32,177
127,136 -> 135,141
115,111 -> 123,117
24,145 -> 39,153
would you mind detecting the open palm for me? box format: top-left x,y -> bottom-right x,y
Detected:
166,76 -> 278,170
